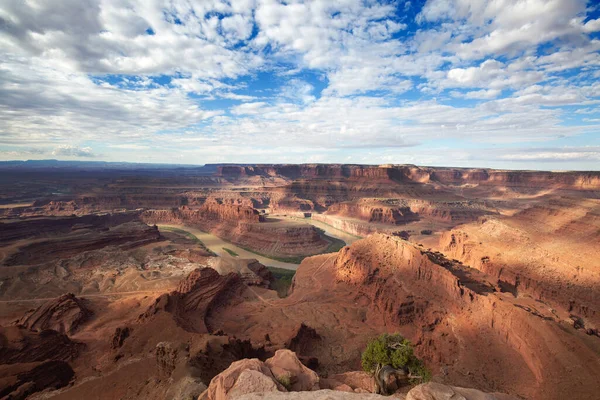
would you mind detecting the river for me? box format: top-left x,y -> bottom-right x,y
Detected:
158,214 -> 361,271
157,224 -> 301,270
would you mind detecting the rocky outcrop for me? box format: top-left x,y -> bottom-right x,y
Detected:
139,268 -> 247,333
0,326 -> 83,364
232,383 -> 519,399
4,221 -> 160,266
156,341 -> 181,378
331,234 -> 600,400
143,203 -> 330,257
233,390 -> 386,399
0,211 -> 141,243
201,358 -> 285,400
312,214 -> 376,237
265,349 -> 320,392
234,222 -> 329,257
285,323 -> 321,357
190,336 -> 269,385
440,202 -> 600,327
0,360 -> 75,400
110,326 -> 130,349
141,202 -> 263,228
405,382 -> 519,400
326,201 -> 419,225
16,293 -> 92,335
216,164 -> 600,191
202,351 -> 518,400
322,371 -> 376,393
166,376 -> 207,400
211,258 -> 272,287
201,350 -> 318,400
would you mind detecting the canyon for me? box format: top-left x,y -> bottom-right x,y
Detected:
0,162 -> 599,399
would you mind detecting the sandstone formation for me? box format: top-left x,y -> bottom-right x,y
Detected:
211,258 -> 273,287
0,211 -> 141,243
405,382 -> 519,400
217,164 -> 600,191
142,204 -> 331,258
201,350 -> 518,400
110,326 -> 130,349
209,234 -> 600,400
0,360 -> 75,400
201,358 -> 285,400
0,326 -> 83,364
0,163 -> 599,400
140,268 -> 247,333
440,198 -> 600,329
326,200 -> 420,225
265,349 -> 320,392
285,323 -> 321,357
16,293 -> 92,335
0,216 -> 211,301
4,221 -> 160,266
201,350 -> 321,399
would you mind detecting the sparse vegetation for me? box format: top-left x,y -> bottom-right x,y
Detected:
222,247 -> 239,257
361,333 -> 431,384
237,245 -> 306,264
317,228 -> 346,254
420,229 -> 433,235
267,266 -> 296,298
276,373 -> 292,390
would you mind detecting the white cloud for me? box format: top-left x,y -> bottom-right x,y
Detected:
0,0 -> 598,169
52,145 -> 96,157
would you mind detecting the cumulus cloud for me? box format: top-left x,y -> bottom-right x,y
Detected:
52,145 -> 96,158
0,0 -> 598,169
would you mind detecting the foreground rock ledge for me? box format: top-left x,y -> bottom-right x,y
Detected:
198,349 -> 518,400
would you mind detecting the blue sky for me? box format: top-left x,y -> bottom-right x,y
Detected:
0,0 -> 599,170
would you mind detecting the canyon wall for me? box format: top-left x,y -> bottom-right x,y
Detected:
141,203 -> 330,257
325,201 -> 419,225
439,197 -> 600,329
218,164 -> 600,190
312,214 -> 380,237
0,211 -> 141,243
330,234 -> 600,400
140,202 -> 263,228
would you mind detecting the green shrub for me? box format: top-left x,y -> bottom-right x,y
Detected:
222,247 -> 239,257
361,333 -> 431,383
267,267 -> 296,298
276,373 -> 292,390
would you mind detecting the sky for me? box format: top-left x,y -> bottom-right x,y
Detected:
1,0 -> 599,170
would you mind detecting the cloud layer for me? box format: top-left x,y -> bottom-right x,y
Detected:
0,0 -> 599,169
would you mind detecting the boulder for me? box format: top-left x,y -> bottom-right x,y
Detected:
203,358 -> 285,400
228,370 -> 281,398
329,371 -> 376,393
265,349 -> 320,392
